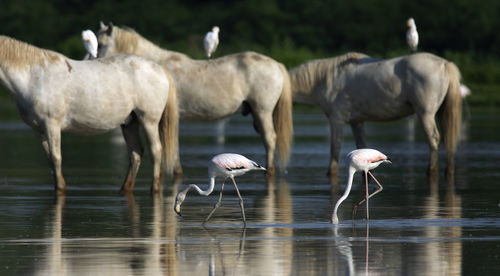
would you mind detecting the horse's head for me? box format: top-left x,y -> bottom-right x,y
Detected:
96,21 -> 116,58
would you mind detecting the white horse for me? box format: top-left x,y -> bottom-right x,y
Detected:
289,52 -> 462,177
96,23 -> 293,176
0,35 -> 178,194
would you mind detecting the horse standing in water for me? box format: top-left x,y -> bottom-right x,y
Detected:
0,35 -> 178,194
96,23 -> 293,176
289,52 -> 462,177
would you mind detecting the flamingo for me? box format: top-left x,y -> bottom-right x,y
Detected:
203,26 -> 220,58
331,149 -> 391,224
81,29 -> 98,59
174,153 -> 266,225
406,17 -> 419,52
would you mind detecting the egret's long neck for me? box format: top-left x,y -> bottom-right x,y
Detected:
185,176 -> 216,196
331,166 -> 356,224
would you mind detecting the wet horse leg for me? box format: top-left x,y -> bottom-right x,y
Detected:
350,122 -> 367,149
121,117 -> 144,194
252,110 -> 277,176
328,118 -> 345,178
44,121 -> 66,194
350,122 -> 369,217
141,119 -> 164,194
418,113 -> 440,175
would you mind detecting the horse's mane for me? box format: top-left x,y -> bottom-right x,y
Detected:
289,52 -> 370,93
110,26 -> 144,54
0,36 -> 64,69
110,26 -> 189,62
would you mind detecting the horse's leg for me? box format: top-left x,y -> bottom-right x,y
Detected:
328,118 -> 345,178
174,157 -> 183,176
252,111 -> 277,176
350,122 -> 369,210
417,113 -> 440,174
350,122 -> 367,149
142,120 -> 164,194
44,122 -> 66,193
121,118 -> 144,194
35,132 -> 51,157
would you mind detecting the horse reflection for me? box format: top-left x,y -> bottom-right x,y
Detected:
418,173 -> 462,275
36,196 -> 67,276
225,177 -> 293,275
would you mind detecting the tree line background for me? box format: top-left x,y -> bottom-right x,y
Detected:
1,0 -> 499,106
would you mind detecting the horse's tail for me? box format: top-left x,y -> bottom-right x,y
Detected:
274,64 -> 294,170
159,71 -> 179,176
439,61 -> 462,166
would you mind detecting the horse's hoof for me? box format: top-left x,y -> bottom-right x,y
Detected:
120,188 -> 134,196
55,188 -> 66,196
265,167 -> 276,178
150,186 -> 163,195
327,169 -> 339,178
426,166 -> 438,178
173,167 -> 183,176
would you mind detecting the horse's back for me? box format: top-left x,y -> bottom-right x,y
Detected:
59,55 -> 171,133
333,53 -> 450,121
166,51 -> 285,120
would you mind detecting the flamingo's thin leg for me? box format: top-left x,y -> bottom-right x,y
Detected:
203,180 -> 226,225
231,176 -> 247,226
365,171 -> 369,223
352,171 -> 384,219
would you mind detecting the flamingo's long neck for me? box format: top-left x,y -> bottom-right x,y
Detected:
331,166 -> 356,224
185,176 -> 216,196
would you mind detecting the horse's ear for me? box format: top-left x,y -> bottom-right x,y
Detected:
100,21 -> 106,30
108,22 -> 114,35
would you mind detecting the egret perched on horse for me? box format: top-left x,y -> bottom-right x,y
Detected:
96,23 -> 293,176
406,17 -> 419,52
204,26 -> 220,58
81,29 -> 98,59
289,52 -> 462,177
0,35 -> 179,194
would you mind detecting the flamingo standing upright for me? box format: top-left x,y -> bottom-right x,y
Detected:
331,149 -> 391,224
203,26 -> 220,58
406,17 -> 419,52
174,153 -> 266,225
81,29 -> 98,59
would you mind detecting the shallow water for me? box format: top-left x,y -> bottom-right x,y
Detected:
1,107 -> 500,275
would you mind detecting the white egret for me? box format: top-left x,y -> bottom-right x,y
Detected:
406,18 -> 419,52
81,29 -> 98,59
204,26 -> 220,58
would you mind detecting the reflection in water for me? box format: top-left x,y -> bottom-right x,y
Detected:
6,107 -> 500,275
332,227 -> 355,276
36,196 -> 66,276
418,173 -> 463,276
327,170 -> 464,275
227,177 -> 293,275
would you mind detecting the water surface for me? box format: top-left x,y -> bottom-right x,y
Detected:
1,107 -> 499,275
